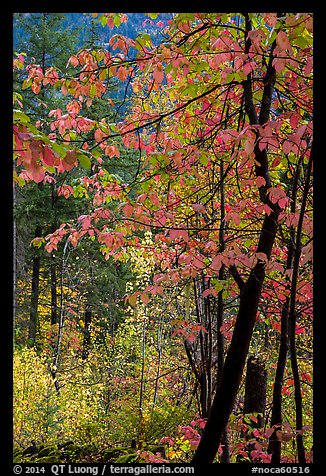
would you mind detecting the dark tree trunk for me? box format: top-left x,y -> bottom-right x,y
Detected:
216,156 -> 230,463
28,225 -> 42,344
288,146 -> 313,464
217,156 -> 226,383
82,306 -> 92,359
268,297 -> 290,462
243,356 -> 267,428
193,278 -> 209,418
50,182 -> 58,326
192,222 -> 278,464
216,274 -> 231,463
192,209 -> 279,463
268,150 -> 302,462
50,255 -> 57,325
237,356 -> 267,462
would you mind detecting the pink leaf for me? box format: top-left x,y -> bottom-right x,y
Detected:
17,132 -> 33,141
26,161 -> 45,183
290,113 -> 299,129
273,57 -> 286,73
42,146 -> 55,166
211,255 -> 222,272
123,203 -> 134,217
276,31 -> 292,52
202,288 -> 212,297
169,227 -> 189,242
169,228 -> 179,240
256,176 -> 266,188
278,197 -> 288,209
192,203 -> 206,213
107,16 -> 115,28
231,213 -> 241,226
94,128 -> 106,143
153,63 -> 164,83
69,55 -> 79,68
137,193 -> 147,203
264,13 -> 277,27
282,140 -> 293,155
255,252 -> 268,262
117,66 -> 128,82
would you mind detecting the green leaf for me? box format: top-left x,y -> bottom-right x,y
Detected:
294,36 -> 309,49
22,78 -> 32,90
230,27 -> 240,39
78,153 -> 91,170
89,84 -> 97,98
51,141 -> 66,157
13,110 -> 31,124
185,84 -> 197,98
199,155 -> 208,166
13,174 -> 26,187
149,155 -> 158,167
135,33 -> 152,50
46,166 -> 56,174
113,15 -> 121,27
234,71 -> 246,82
244,239 -> 252,249
100,15 -> 107,27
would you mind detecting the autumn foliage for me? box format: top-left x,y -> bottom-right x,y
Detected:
13,12 -> 313,464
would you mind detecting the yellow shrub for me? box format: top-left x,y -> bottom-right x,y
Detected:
14,347 -> 59,448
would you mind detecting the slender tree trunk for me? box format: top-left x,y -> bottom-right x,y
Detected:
138,315 -> 147,448
216,271 -> 230,463
50,256 -> 57,325
50,184 -> 58,325
268,297 -> 290,462
51,238 -> 69,394
193,278 -> 209,418
203,276 -> 213,413
153,314 -> 163,406
216,157 -> 230,463
268,156 -> 300,462
82,305 -> 92,360
217,156 -> 226,384
288,145 -> 313,463
28,225 -> 42,344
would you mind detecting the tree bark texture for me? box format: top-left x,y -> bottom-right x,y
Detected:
236,356 -> 268,462
243,356 -> 267,428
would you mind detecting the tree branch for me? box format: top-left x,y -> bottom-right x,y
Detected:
229,265 -> 245,291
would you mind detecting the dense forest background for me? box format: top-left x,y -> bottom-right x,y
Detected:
12,12 -> 313,466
